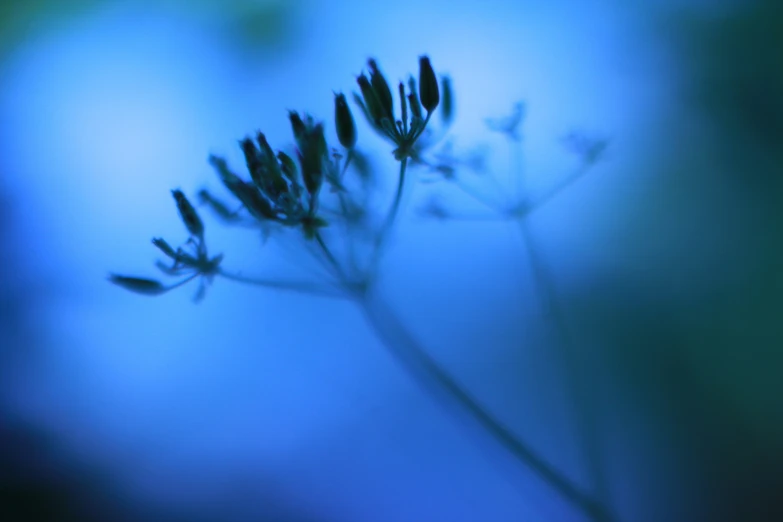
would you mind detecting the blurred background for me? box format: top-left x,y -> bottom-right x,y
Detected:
1,0 -> 781,521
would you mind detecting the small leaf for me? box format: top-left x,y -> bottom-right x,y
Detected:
108,274 -> 169,296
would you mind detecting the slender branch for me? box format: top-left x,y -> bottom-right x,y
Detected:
367,157 -> 408,278
510,139 -> 614,522
314,231 -> 347,283
336,150 -> 360,276
357,289 -> 608,521
519,162 -> 593,218
453,178 -> 505,211
217,268 -> 346,299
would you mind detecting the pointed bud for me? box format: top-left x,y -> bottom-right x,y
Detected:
197,189 -> 240,223
256,132 -> 287,197
398,82 -> 408,132
289,111 -> 307,149
240,137 -> 265,187
172,190 -> 204,238
151,237 -> 177,259
277,151 -> 298,183
300,123 -> 327,198
418,56 -> 439,113
208,157 -> 274,221
334,92 -> 357,149
407,76 -> 423,121
108,274 -> 169,296
368,59 -> 394,120
357,73 -> 384,124
440,76 -> 453,125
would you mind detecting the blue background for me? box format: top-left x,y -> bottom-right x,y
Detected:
1,0 -> 781,521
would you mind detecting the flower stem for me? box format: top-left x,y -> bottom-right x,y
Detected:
356,288 -> 608,520
367,157 -> 408,279
217,268 -> 346,299
510,137 -> 614,522
314,230 -> 347,284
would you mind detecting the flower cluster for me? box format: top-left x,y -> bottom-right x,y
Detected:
111,55 -> 446,299
207,112 -> 335,240
353,56 -> 447,161
108,190 -> 223,301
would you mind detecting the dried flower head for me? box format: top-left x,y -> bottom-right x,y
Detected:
353,56 -> 444,161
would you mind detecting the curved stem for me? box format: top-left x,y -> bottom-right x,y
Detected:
217,268 -> 346,299
510,137 -> 614,522
357,289 -> 608,520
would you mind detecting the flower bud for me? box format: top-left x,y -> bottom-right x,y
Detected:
418,56 -> 439,113
240,137 -> 264,187
334,92 -> 357,149
300,123 -> 326,198
172,189 -> 204,238
357,73 -> 384,124
197,189 -> 240,223
368,58 -> 394,120
398,81 -> 408,131
440,76 -> 453,125
407,76 -> 422,121
289,110 -> 307,149
277,151 -> 298,183
151,237 -> 177,259
256,132 -> 287,197
108,274 -> 169,296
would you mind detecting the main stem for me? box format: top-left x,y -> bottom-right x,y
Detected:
367,157 -> 408,279
305,157 -> 608,520
510,138 -> 614,522
356,288 -> 607,520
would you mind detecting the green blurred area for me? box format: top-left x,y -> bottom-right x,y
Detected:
578,1 -> 783,519
0,0 -> 296,55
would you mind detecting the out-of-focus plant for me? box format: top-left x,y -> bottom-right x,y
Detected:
110,56 -> 614,522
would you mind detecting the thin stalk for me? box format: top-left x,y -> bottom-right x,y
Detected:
315,230 -> 347,283
367,157 -> 408,278
217,268 -> 346,299
510,138 -> 614,522
337,150 -> 360,276
356,288 -> 608,521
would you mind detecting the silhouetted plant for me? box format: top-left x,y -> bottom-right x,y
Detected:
110,56 -> 614,522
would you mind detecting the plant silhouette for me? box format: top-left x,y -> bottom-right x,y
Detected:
110,56 -> 613,522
